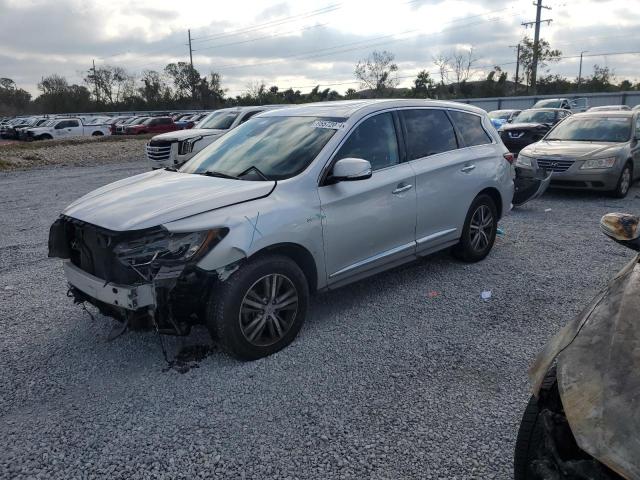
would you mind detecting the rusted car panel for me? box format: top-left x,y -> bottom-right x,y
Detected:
529,255 -> 640,479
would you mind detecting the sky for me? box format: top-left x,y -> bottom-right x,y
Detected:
1,0 -> 639,98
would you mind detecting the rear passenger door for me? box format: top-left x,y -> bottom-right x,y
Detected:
401,108 -> 492,253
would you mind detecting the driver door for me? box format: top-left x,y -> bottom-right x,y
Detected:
319,112 -> 417,286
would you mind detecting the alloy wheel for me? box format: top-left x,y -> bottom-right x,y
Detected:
469,205 -> 494,252
620,167 -> 631,195
239,273 -> 299,347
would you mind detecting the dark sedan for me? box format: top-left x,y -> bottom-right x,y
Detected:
499,108 -> 572,154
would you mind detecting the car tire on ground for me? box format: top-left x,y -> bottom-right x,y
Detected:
513,368 -> 557,480
91,131 -> 104,136
39,134 -> 52,140
611,162 -> 632,198
206,254 -> 309,361
452,194 -> 498,262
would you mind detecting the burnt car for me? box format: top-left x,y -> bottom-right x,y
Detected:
499,109 -> 572,154
514,212 -> 640,479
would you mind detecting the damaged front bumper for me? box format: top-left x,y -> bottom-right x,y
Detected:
63,260 -> 156,310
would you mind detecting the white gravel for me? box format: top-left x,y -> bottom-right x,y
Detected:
0,160 -> 638,479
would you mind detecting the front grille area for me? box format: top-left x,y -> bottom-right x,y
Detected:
536,158 -> 575,172
146,140 -> 173,162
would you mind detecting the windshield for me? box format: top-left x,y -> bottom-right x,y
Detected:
198,111 -> 239,130
545,117 -> 632,142
514,110 -> 556,124
181,116 -> 341,180
534,100 -> 561,108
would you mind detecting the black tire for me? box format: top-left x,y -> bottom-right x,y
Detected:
39,134 -> 53,140
92,131 -> 104,136
610,162 -> 632,198
452,194 -> 498,262
514,368 -> 557,480
206,254 -> 309,361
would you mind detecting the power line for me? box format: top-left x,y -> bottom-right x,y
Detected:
192,22 -> 329,53
191,4 -> 341,43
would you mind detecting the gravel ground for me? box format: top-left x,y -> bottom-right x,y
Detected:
0,136 -> 148,170
0,161 -> 638,479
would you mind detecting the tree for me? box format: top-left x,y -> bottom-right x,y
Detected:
0,78 -> 31,115
164,62 -> 200,100
196,72 -> 225,108
344,88 -> 358,99
410,70 -> 435,98
584,65 -> 615,92
354,50 -> 398,96
449,48 -> 477,92
518,36 -> 561,91
138,70 -> 170,106
432,53 -> 450,86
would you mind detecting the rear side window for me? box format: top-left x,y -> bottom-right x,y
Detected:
448,111 -> 492,147
400,109 -> 458,160
336,112 -> 399,171
239,110 -> 262,124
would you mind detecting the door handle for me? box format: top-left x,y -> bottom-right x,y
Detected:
461,164 -> 476,173
392,183 -> 413,194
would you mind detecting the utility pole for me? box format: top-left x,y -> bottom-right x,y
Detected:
510,44 -> 521,94
92,59 -> 99,105
522,0 -> 552,94
187,29 -> 195,103
577,50 -> 588,91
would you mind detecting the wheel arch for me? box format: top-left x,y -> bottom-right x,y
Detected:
252,242 -> 319,293
477,187 -> 503,219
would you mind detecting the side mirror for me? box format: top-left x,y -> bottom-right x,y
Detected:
330,158 -> 372,183
601,213 -> 640,251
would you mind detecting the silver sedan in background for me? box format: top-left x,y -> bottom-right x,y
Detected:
516,111 -> 640,198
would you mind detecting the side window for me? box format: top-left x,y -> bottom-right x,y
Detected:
401,109 -> 458,159
55,121 -> 68,129
68,120 -> 80,128
448,110 -> 492,147
239,110 -> 262,125
636,117 -> 640,136
335,112 -> 399,171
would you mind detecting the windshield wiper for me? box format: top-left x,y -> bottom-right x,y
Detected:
238,165 -> 270,181
198,170 -> 240,180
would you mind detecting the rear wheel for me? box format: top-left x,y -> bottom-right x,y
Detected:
206,254 -> 309,360
39,134 -> 52,140
611,163 -> 632,198
452,194 -> 498,262
91,131 -> 104,136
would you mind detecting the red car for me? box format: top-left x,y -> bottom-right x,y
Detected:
125,117 -> 178,135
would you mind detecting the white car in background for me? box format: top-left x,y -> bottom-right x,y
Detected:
26,118 -> 111,140
145,105 -> 288,169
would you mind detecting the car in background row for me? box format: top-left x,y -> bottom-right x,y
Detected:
145,106 -> 287,169
2,117 -> 47,139
125,116 -> 178,135
26,117 -> 111,140
488,109 -> 521,130
532,97 -> 589,112
175,113 -> 209,130
498,108 -> 572,154
113,116 -> 149,135
588,105 -> 631,112
516,110 -> 640,198
49,99 -> 516,360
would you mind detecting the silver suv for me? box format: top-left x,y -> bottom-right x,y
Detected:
49,100 -> 514,360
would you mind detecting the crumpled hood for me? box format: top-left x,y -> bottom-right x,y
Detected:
63,170 -> 275,231
150,128 -> 227,142
529,255 -> 640,479
524,140 -> 624,158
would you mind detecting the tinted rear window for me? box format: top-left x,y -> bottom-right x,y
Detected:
401,109 -> 458,160
448,110 -> 492,147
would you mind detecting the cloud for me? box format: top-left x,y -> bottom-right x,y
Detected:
1,0 -> 638,97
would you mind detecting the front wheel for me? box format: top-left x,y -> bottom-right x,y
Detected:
206,254 -> 309,360
452,194 -> 498,262
611,163 -> 632,198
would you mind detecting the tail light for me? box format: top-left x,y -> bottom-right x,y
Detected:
503,152 -> 515,164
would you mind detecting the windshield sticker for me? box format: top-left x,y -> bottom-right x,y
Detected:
311,120 -> 347,130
